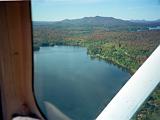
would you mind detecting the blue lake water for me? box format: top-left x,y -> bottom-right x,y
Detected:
34,46 -> 131,120
149,26 -> 160,30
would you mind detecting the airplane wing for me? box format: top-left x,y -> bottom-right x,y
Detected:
97,45 -> 160,120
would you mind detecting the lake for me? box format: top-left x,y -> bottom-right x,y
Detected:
149,26 -> 160,30
34,46 -> 131,120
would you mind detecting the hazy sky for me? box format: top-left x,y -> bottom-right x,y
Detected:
31,0 -> 160,21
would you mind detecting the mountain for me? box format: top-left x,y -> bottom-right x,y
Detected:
130,19 -> 160,26
33,16 -> 160,32
57,16 -> 136,27
61,16 -> 134,26
130,20 -> 149,23
33,16 -> 137,28
33,16 -> 160,28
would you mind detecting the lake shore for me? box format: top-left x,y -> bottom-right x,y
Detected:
34,44 -> 136,74
89,54 -> 135,75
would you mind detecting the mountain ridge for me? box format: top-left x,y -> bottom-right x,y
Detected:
33,16 -> 160,23
33,16 -> 160,32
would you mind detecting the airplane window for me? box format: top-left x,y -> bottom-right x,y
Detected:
31,0 -> 160,120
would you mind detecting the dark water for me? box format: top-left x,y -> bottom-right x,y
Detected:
34,46 -> 131,120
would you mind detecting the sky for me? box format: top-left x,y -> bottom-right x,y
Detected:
31,0 -> 160,21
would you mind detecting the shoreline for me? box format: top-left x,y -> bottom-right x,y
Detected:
91,55 -> 136,75
34,44 -> 135,75
89,54 -> 135,75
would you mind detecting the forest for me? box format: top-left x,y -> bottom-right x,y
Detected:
33,16 -> 160,120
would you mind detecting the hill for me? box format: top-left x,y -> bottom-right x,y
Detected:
130,19 -> 160,26
33,16 -> 148,32
33,16 -> 160,32
58,16 -> 136,27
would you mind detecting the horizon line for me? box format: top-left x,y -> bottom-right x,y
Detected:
32,15 -> 160,22
32,16 -> 160,22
